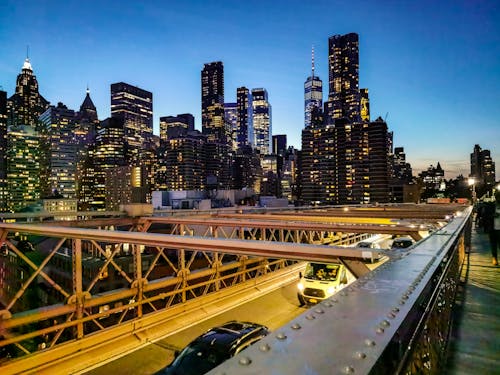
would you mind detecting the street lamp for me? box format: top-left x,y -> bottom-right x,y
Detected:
468,177 -> 476,204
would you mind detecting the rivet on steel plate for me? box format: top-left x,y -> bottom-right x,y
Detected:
392,307 -> 400,313
291,323 -> 301,330
399,299 -> 406,305
387,312 -> 396,319
323,301 -> 333,307
276,332 -> 287,340
340,290 -> 348,296
259,343 -> 271,352
376,327 -> 385,334
381,320 -> 390,327
355,352 -> 367,359
306,314 -> 316,320
342,365 -> 355,373
238,357 -> 252,366
364,339 -> 376,346
315,308 -> 324,314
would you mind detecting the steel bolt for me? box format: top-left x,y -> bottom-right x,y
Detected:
306,314 -> 316,320
238,357 -> 252,366
355,352 -> 367,359
342,365 -> 355,373
364,339 -> 376,346
291,323 -> 301,330
276,332 -> 287,340
259,343 -> 271,352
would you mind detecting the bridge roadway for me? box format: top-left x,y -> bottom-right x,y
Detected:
83,225 -> 500,375
83,278 -> 305,375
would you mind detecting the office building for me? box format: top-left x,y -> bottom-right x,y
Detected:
251,88 -> 272,155
236,87 -> 252,150
7,124 -> 41,211
360,88 -> 370,122
110,82 -> 153,164
39,102 -> 77,199
224,103 -> 238,151
0,91 -> 7,211
326,33 -> 360,123
470,144 -> 496,191
7,58 -> 49,128
304,46 -> 323,128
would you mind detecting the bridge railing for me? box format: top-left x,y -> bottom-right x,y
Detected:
209,207 -> 472,375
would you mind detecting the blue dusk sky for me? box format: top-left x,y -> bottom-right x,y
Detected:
1,0 -> 499,179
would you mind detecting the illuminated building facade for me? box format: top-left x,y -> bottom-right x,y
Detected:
251,88 -> 272,155
224,102 -> 238,151
304,46 -> 323,128
110,82 -> 153,164
0,91 -> 7,211
7,125 -> 41,211
201,62 -> 231,189
360,88 -> 370,122
7,58 -> 49,128
39,102 -> 77,199
161,130 -> 206,191
470,144 -> 496,191
159,114 -> 194,142
326,33 -> 360,123
236,87 -> 252,150
92,117 -> 126,210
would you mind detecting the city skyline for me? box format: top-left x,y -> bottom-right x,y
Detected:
1,0 -> 498,179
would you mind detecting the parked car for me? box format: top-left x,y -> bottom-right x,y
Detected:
159,321 -> 269,375
391,237 -> 414,249
357,241 -> 381,249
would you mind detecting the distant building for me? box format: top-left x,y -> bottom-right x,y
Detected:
7,58 -> 49,128
304,46 -> 323,128
7,124 -> 41,211
325,33 -> 360,123
110,82 -> 153,164
360,88 -> 370,122
201,62 -> 231,189
272,135 -> 287,156
236,87 -> 252,150
39,102 -> 77,199
224,103 -> 238,151
419,163 -> 445,191
159,114 -> 194,142
470,144 -> 496,194
0,90 -> 7,211
251,88 -> 272,155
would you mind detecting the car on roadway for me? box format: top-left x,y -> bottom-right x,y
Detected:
158,321 -> 270,375
357,241 -> 381,249
391,237 -> 414,249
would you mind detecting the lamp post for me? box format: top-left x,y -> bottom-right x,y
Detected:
468,177 -> 476,204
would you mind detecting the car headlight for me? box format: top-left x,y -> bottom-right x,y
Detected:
297,282 -> 304,291
326,286 -> 336,296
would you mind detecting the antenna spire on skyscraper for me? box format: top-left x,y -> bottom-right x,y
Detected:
311,45 -> 315,78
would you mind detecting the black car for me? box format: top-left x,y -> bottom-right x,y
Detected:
391,237 -> 414,249
159,321 -> 269,375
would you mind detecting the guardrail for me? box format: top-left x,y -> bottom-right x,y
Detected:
209,207 -> 472,374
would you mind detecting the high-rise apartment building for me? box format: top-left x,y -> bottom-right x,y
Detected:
0,91 -> 7,212
272,135 -> 287,156
159,114 -> 194,142
304,47 -> 323,128
326,33 -> 360,123
201,62 -> 231,189
251,88 -> 272,155
39,102 -> 77,199
7,58 -> 49,128
236,87 -> 252,150
110,82 -> 153,164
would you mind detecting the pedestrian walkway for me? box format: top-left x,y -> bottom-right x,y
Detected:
445,229 -> 500,374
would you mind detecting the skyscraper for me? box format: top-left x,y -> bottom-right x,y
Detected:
326,33 -> 360,123
0,91 -> 7,212
236,87 -> 252,150
360,88 -> 370,122
159,114 -> 195,142
251,88 -> 272,155
201,62 -> 231,189
224,102 -> 238,151
470,144 -> 496,192
110,82 -> 153,164
7,58 -> 49,128
304,46 -> 323,128
201,62 -> 226,142
39,102 -> 77,199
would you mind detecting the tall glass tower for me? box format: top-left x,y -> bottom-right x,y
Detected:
304,46 -> 323,128
251,88 -> 272,155
327,33 -> 360,123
